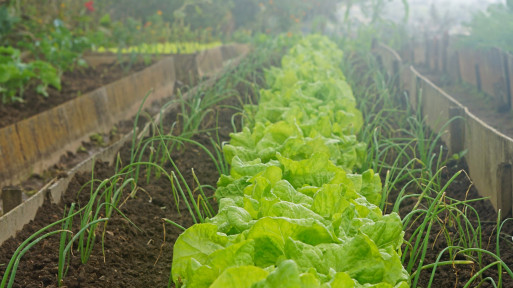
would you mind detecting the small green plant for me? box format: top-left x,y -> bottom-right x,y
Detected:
89,133 -> 107,147
30,19 -> 91,74
460,2 -> 513,53
339,28 -> 513,287
0,46 -> 60,103
0,172 -> 138,288
0,32 -> 290,287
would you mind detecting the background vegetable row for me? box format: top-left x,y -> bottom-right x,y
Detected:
171,35 -> 410,288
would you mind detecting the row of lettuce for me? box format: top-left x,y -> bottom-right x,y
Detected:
171,35 -> 410,288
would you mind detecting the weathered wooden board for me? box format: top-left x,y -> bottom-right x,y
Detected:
458,48 -> 479,88
428,37 -> 439,72
464,113 -> 513,215
417,74 -> 463,152
476,48 -> 509,110
385,41 -> 513,216
413,42 -> 426,66
196,46 -> 224,79
501,52 -> 513,112
0,44 -> 249,190
0,45 -> 250,245
0,58 -> 176,188
446,37 -> 461,83
438,33 -> 449,73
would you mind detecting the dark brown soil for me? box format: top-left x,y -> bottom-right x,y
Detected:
0,95 -> 239,288
2,47 -> 511,288
368,82 -> 513,286
0,48 -> 270,287
414,71 -> 513,285
351,52 -> 513,286
387,156 -> 513,287
0,60 -> 152,129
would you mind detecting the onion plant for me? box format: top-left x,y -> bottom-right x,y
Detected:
1,35 -> 290,287
0,166 -> 141,288
341,33 -> 513,287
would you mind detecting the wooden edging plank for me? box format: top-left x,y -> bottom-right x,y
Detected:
0,44 -> 250,192
0,58 -> 176,189
376,43 -> 513,217
0,44 -> 249,246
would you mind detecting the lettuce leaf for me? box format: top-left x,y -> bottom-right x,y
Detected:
172,35 -> 409,288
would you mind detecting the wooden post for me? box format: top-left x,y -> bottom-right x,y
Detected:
454,51 -> 462,83
475,64 -> 482,92
425,36 -> 430,68
393,60 -> 401,105
432,37 -> 439,71
502,52 -> 512,112
410,46 -> 414,64
449,106 -> 465,155
497,163 -> 512,218
371,38 -> 378,50
2,186 -> 22,214
376,55 -> 383,72
441,32 -> 449,73
412,75 -> 422,111
393,60 -> 400,89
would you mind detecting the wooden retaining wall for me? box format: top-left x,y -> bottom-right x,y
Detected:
376,43 -> 513,217
84,44 -> 249,85
0,44 -> 250,245
0,44 -> 248,191
403,36 -> 513,113
0,58 -> 176,191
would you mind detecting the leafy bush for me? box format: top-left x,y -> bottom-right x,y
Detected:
28,19 -> 91,73
0,46 -> 60,103
460,2 -> 513,53
232,0 -> 340,35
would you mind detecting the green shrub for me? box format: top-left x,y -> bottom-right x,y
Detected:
0,46 -> 60,104
460,2 -> 513,53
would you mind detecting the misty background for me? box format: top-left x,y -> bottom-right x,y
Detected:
336,0 -> 507,35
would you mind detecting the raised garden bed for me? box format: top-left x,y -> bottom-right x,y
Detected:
368,43 -> 513,287
376,43 -> 513,216
0,42 -> 261,287
0,44 -> 249,203
0,61 -> 152,129
2,34 -> 513,288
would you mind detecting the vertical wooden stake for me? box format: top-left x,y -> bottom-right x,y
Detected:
2,186 -> 22,214
371,38 -> 378,50
502,52 -> 512,111
412,75 -> 422,111
475,64 -> 482,92
433,37 -> 439,71
442,32 -> 449,73
392,60 -> 402,106
449,106 -> 465,155
497,163 -> 512,218
455,51 -> 462,83
424,34 -> 430,67
393,60 -> 400,89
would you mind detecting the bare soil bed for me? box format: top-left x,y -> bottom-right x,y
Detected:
0,47 -> 268,286
0,60 -> 152,129
0,93 -> 239,287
